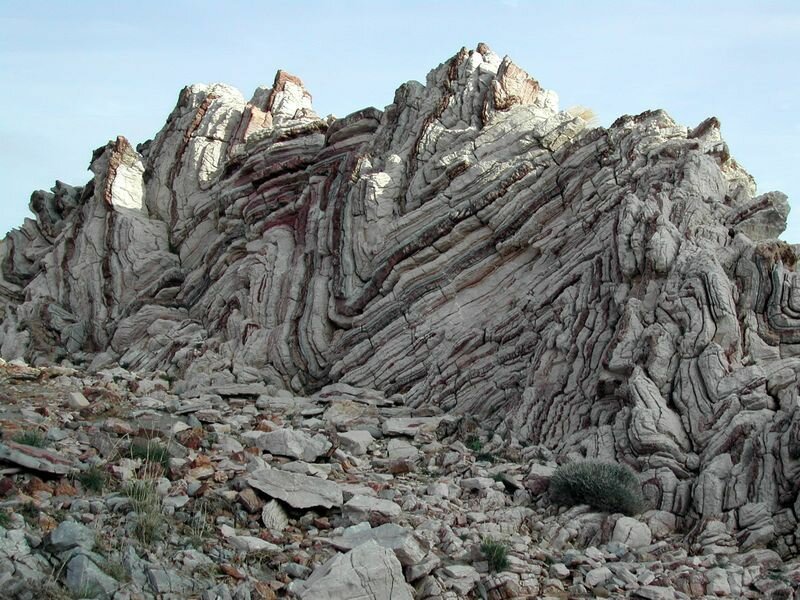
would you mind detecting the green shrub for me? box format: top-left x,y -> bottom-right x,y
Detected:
13,430 -> 45,447
548,461 -> 644,516
0,509 -> 9,528
480,539 -> 510,572
129,440 -> 169,470
123,480 -> 158,512
465,435 -> 483,453
123,479 -> 164,544
78,466 -> 108,493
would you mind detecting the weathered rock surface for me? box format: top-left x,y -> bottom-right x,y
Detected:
295,540 -> 414,600
247,467 -> 343,509
1,43 -> 800,565
0,359 -> 799,598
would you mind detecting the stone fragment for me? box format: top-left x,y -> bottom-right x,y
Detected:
296,540 -> 414,599
611,517 -> 652,549
256,428 -> 331,461
336,430 -> 374,456
261,499 -> 289,531
328,523 -> 426,566
0,441 -> 73,475
342,495 -> 402,525
237,488 -> 264,513
65,554 -> 118,597
549,563 -> 570,579
387,438 -> 419,461
441,564 -> 481,596
632,586 -> 681,599
47,521 -> 95,552
584,566 -> 613,587
67,391 -> 90,409
405,552 -> 441,581
146,566 -> 195,595
382,417 -> 443,437
247,467 -> 343,509
220,524 -> 280,553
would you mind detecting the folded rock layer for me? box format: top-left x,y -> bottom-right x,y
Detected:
2,45 -> 798,531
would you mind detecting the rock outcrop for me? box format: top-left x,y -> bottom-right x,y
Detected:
1,45 -> 798,544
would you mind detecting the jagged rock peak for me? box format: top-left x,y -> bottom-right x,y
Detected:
0,45 -> 797,548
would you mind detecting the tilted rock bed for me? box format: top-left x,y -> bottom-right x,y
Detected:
3,43 -> 800,553
0,360 -> 798,599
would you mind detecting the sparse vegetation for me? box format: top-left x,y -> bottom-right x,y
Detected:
480,538 -> 510,572
13,429 -> 46,447
123,480 -> 158,511
465,435 -> 483,453
0,509 -> 10,528
129,439 -> 170,470
123,479 -> 164,544
186,500 -> 211,548
18,501 -> 40,525
548,461 -> 644,516
78,466 -> 108,494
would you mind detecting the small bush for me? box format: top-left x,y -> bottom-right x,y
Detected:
129,440 -> 169,470
480,539 -> 510,572
133,509 -> 164,545
548,461 -> 644,516
123,479 -> 164,544
0,509 -> 10,528
123,480 -> 158,512
78,466 -> 108,493
13,430 -> 45,447
465,435 -> 483,453
103,560 -> 130,583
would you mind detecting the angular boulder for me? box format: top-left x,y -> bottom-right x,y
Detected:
247,467 -> 343,509
296,540 -> 414,600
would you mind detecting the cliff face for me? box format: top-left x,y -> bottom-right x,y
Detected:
2,45 -> 798,539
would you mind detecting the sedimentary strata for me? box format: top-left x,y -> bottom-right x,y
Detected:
1,45 -> 798,551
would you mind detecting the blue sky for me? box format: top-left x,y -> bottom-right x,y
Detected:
2,1 -> 798,240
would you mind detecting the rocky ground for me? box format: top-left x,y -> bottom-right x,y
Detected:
0,358 -> 798,600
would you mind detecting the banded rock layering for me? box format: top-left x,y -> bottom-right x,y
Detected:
1,45 -> 798,544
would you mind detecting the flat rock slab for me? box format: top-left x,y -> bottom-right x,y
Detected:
220,524 -> 280,553
336,430 -> 375,456
247,467 -> 343,509
47,521 -> 95,552
257,428 -> 331,462
328,523 -> 427,566
207,384 -> 272,397
382,417 -> 443,437
66,554 -> 118,597
343,494 -> 402,525
0,441 -> 73,475
297,539 -> 414,600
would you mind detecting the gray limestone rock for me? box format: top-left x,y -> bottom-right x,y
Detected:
247,467 -> 343,509
261,499 -> 290,531
47,521 -> 95,553
328,523 -> 427,566
611,517 -> 652,549
256,428 -> 331,462
342,495 -> 402,526
146,566 -> 195,595
1,44 -> 799,541
65,554 -> 118,597
336,430 -> 375,456
296,540 -> 414,600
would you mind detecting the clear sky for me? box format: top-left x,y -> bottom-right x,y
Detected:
2,1 -> 798,240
